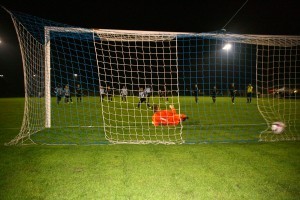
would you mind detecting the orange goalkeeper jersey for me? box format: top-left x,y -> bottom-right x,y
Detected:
152,108 -> 187,126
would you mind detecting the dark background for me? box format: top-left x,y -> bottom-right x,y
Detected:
0,0 -> 299,97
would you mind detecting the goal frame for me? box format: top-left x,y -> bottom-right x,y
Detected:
44,28 -> 300,141
44,27 -> 94,128
44,27 -> 191,129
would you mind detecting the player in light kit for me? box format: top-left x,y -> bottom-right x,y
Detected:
55,84 -> 64,105
152,104 -> 188,126
64,84 -> 72,103
144,85 -> 152,103
120,85 -> 128,102
137,87 -> 151,108
99,86 -> 105,102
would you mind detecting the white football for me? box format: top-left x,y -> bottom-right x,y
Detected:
271,122 -> 286,134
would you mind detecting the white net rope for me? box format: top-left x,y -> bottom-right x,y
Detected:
200,33 -> 300,47
201,33 -> 300,142
93,30 -> 183,144
4,9 -> 300,145
5,15 -> 46,145
256,43 -> 299,141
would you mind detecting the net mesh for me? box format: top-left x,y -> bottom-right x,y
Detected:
4,9 -> 300,145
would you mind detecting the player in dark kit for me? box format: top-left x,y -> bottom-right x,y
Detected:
211,86 -> 217,103
75,84 -> 83,102
193,84 -> 199,103
106,86 -> 113,101
230,83 -> 237,104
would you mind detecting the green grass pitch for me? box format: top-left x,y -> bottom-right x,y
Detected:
0,98 -> 299,199
23,95 -> 299,144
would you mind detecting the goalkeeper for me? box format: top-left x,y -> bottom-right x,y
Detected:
152,104 -> 188,126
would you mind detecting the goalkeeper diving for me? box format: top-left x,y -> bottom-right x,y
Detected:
152,104 -> 188,126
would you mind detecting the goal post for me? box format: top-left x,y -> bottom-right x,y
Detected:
3,8 -> 300,145
45,28 -> 51,128
44,27 -> 95,129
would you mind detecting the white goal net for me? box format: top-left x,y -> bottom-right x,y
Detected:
4,9 -> 300,145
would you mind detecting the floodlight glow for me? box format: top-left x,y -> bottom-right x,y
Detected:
223,43 -> 232,50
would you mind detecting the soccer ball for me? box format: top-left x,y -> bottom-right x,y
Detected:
271,122 -> 286,134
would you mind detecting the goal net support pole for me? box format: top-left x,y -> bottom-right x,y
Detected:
45,28 -> 51,128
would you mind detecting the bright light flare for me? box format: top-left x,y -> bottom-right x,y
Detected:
223,43 -> 232,50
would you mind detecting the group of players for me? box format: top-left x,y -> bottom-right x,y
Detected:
54,84 -> 83,105
99,85 -> 169,106
55,83 -> 253,106
55,84 -> 187,126
54,83 -> 253,127
192,83 -> 254,104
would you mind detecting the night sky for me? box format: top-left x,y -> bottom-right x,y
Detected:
0,0 -> 299,96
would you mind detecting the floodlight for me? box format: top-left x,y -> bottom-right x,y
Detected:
223,43 -> 232,50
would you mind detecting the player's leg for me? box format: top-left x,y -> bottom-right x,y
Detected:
137,98 -> 142,108
147,100 -> 151,108
248,93 -> 251,103
247,93 -> 249,103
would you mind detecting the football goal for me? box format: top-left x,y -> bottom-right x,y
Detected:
4,8 -> 300,145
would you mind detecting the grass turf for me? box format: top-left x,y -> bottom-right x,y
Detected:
0,98 -> 299,199
13,95 -> 300,145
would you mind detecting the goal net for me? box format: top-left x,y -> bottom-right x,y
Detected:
4,9 -> 300,145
